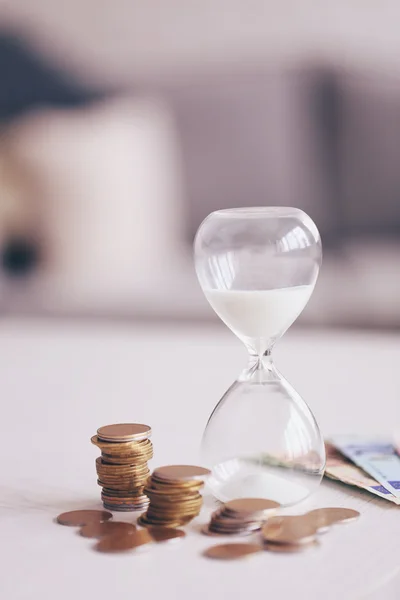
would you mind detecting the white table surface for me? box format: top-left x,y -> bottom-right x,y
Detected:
1,318 -> 400,600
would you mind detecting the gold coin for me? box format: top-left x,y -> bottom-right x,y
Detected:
147,496 -> 202,507
262,516 -> 317,545
96,462 -> 150,474
97,479 -> 149,488
152,465 -> 211,482
203,543 -> 262,560
137,515 -> 187,529
57,510 -> 112,527
101,487 -> 146,497
97,476 -> 149,488
95,529 -> 152,552
148,527 -> 186,543
146,502 -> 202,513
92,435 -> 153,454
307,507 -> 360,526
97,465 -> 150,474
98,478 -> 149,486
224,498 -> 280,516
96,465 -> 149,472
101,452 -> 153,465
97,423 -> 151,443
146,508 -> 201,520
96,470 -> 150,480
101,488 -> 145,497
145,492 -> 202,505
80,521 -> 136,538
150,478 -> 204,491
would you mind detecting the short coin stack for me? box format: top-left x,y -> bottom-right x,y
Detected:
91,423 -> 153,512
139,465 -> 211,528
202,498 -> 280,536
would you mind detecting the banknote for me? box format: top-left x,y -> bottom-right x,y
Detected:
330,436 -> 400,498
325,443 -> 400,505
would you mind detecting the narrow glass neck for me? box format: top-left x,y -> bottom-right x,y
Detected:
238,350 -> 279,383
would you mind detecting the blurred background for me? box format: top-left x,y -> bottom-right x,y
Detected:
0,0 -> 399,329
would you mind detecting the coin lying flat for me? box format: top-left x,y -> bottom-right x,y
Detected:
80,521 -> 136,538
224,498 -> 280,516
97,423 -> 151,443
262,516 -> 317,545
148,527 -> 186,543
95,529 -> 153,553
57,510 -> 112,527
203,543 -> 262,560
307,508 -> 360,527
153,465 -> 211,482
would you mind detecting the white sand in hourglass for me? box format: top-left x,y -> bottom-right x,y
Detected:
205,285 -> 313,345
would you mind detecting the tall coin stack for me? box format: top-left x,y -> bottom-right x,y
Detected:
91,423 -> 153,512
138,465 -> 211,528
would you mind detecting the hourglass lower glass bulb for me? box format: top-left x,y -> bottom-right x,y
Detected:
194,207 -> 325,506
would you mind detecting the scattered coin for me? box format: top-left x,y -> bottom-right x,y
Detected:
97,423 -> 152,443
95,529 -> 153,553
80,521 -> 136,538
57,510 -> 112,527
307,507 -> 360,527
203,543 -> 262,560
262,516 -> 317,545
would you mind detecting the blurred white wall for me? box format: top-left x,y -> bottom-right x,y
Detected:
1,1 -> 400,86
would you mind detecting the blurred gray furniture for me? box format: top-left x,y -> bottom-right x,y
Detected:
1,62 -> 400,328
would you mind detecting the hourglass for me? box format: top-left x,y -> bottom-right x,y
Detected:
194,207 -> 325,506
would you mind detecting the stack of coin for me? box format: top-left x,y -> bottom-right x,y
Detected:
202,498 -> 280,536
91,423 -> 153,512
138,465 -> 211,528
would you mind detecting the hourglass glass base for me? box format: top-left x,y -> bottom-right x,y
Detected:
205,456 -> 323,506
201,360 -> 325,507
